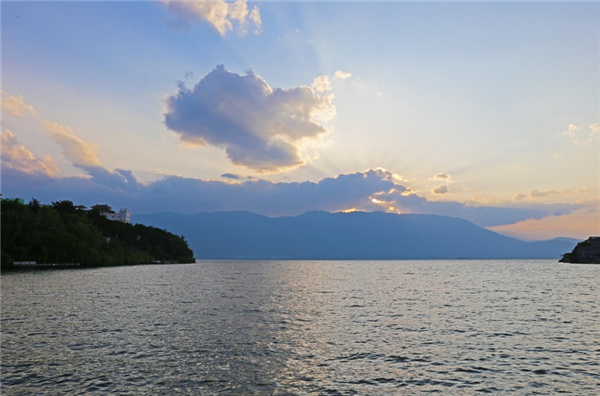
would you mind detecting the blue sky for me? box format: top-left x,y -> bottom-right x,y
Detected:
2,0 -> 599,240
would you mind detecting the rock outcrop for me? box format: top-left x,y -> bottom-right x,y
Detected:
560,237 -> 600,264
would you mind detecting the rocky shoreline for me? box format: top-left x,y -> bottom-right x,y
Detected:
560,237 -> 600,264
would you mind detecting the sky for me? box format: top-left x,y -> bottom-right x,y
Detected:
1,0 -> 599,241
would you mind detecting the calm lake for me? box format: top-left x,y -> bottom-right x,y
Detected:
1,260 -> 599,395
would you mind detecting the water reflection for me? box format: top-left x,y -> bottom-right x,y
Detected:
2,260 -> 599,394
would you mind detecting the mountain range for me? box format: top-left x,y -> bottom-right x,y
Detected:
132,211 -> 578,260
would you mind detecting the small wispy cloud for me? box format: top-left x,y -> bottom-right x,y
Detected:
1,129 -> 60,177
488,205 -> 600,241
1,93 -> 37,117
221,173 -> 242,180
529,189 -> 564,198
334,71 -> 352,80
162,0 -> 262,36
560,123 -> 600,144
311,70 -> 353,93
429,174 -> 453,195
513,187 -> 588,201
4,120 -> 140,189
433,173 -> 451,181
1,91 -> 109,177
432,185 -> 450,195
41,121 -> 101,168
589,123 -> 600,140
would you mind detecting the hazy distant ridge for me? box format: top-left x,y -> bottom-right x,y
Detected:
133,211 -> 578,260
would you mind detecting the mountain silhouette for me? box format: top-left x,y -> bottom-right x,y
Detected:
133,211 -> 578,260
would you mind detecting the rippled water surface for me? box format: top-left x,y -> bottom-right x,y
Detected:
2,260 -> 599,394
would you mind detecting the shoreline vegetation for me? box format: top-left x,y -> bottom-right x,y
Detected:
1,198 -> 195,271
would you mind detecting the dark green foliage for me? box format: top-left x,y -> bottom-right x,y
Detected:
52,200 -> 77,214
1,198 -> 194,270
28,198 -> 41,213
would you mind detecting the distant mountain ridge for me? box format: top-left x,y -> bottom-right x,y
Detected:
132,211 -> 579,260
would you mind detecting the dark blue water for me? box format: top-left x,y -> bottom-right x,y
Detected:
2,260 -> 599,394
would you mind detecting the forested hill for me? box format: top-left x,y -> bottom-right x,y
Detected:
1,199 -> 195,270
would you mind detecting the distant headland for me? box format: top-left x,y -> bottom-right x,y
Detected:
1,198 -> 195,270
560,237 -> 600,264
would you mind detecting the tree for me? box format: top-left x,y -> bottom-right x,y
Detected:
28,198 -> 41,213
2,198 -> 195,269
52,200 -> 77,214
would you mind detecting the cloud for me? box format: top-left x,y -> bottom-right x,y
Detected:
432,185 -> 450,195
248,5 -> 262,34
488,206 -> 600,241
0,167 -> 399,216
1,92 -> 102,170
1,93 -> 37,117
513,188 -> 586,201
311,70 -> 353,93
81,166 -> 141,190
162,0 -> 261,35
0,91 -> 113,182
221,173 -> 242,180
560,123 -> 600,144
363,184 -> 587,228
164,65 -> 335,172
149,168 -> 408,216
2,121 -> 137,191
433,173 -> 451,181
529,189 -> 563,198
3,163 -> 589,234
2,167 -> 407,216
589,123 -> 600,139
334,71 -> 352,80
430,174 -> 453,195
311,75 -> 332,93
41,121 -> 101,168
1,129 -> 60,177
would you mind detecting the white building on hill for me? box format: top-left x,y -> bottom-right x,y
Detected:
91,204 -> 130,223
105,208 -> 131,223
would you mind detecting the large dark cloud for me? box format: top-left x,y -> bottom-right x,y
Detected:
1,165 -> 588,229
0,166 -> 393,215
140,168 -> 403,216
164,65 -> 334,172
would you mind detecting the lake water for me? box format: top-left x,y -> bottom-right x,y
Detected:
1,260 -> 599,395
